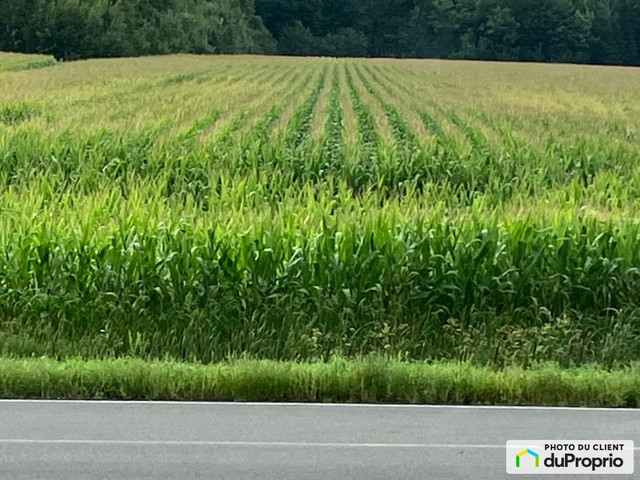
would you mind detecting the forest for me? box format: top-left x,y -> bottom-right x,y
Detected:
0,0 -> 639,65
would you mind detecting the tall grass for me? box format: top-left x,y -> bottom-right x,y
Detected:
1,357 -> 638,406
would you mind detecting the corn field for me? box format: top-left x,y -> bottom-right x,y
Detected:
1,53 -> 640,366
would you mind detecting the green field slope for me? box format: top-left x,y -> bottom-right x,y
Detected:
1,55 -> 640,402
0,52 -> 56,72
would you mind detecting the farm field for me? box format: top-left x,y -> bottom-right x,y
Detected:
1,52 -> 640,376
0,52 -> 56,72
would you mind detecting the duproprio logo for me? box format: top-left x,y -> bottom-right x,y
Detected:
516,449 -> 540,468
507,440 -> 634,475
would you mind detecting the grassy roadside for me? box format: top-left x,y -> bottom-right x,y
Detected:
0,357 -> 638,407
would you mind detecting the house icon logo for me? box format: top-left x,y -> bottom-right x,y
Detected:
516,449 -> 540,468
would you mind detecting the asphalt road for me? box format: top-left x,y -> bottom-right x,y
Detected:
0,401 -> 638,480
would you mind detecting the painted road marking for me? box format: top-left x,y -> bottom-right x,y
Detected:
0,400 -> 638,412
0,440 -> 514,448
1,440 -> 638,449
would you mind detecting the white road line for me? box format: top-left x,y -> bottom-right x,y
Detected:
1,440 -> 638,450
0,400 -> 637,412
0,439 -> 506,448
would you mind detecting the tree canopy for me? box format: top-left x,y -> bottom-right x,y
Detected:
0,0 -> 275,60
0,0 -> 638,65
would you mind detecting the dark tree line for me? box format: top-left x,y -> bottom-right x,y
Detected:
1,0 -> 639,65
257,0 -> 640,65
0,0 -> 276,60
